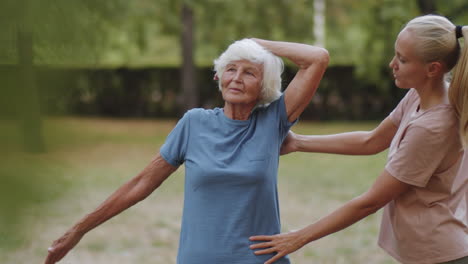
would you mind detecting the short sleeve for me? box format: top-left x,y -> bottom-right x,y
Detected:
385,125 -> 451,187
159,111 -> 191,167
389,89 -> 415,127
264,94 -> 297,140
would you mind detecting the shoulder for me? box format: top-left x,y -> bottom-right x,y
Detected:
390,89 -> 418,116
186,107 -> 222,115
400,89 -> 420,108
400,89 -> 420,107
406,88 -> 419,99
421,104 -> 458,128
254,94 -> 284,114
185,107 -> 222,120
412,105 -> 458,135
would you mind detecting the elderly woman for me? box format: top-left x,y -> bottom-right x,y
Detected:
45,38 -> 329,264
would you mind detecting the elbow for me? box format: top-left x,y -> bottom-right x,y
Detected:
365,204 -> 381,216
361,132 -> 378,155
317,48 -> 329,66
355,193 -> 386,216
298,48 -> 329,70
358,202 -> 381,217
361,131 -> 385,155
124,175 -> 156,205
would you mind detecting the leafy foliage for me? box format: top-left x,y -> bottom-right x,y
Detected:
0,0 -> 129,65
1,0 -> 467,69
351,0 -> 418,89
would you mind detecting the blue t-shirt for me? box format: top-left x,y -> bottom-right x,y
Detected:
160,95 -> 294,264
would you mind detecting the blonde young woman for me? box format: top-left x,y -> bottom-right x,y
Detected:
250,15 -> 468,264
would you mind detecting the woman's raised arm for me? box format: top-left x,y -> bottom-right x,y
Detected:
45,153 -> 177,264
252,39 -> 329,123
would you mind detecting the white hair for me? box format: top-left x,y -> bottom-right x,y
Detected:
213,38 -> 284,106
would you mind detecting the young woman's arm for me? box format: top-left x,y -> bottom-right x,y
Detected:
45,153 -> 177,264
281,117 -> 398,155
249,169 -> 409,264
253,39 -> 329,123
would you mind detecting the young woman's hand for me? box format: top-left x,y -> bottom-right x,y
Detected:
280,131 -> 298,155
249,230 -> 306,264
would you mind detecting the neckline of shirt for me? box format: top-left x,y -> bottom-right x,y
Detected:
217,108 -> 253,126
415,102 -> 452,115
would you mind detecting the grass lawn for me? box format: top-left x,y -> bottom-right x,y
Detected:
1,117 -> 398,264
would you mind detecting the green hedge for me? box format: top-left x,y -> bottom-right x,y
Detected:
0,65 -> 406,120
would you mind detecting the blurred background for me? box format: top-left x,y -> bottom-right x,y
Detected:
1,0 -> 467,263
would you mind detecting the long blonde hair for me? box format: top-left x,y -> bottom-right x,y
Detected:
405,15 -> 468,146
449,27 -> 468,146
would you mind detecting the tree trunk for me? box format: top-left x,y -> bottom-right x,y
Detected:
313,0 -> 326,47
417,0 -> 436,14
17,29 -> 45,153
181,3 -> 198,113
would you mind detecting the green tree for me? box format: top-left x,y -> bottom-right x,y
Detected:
0,0 -> 130,152
0,0 -> 130,250
350,0 -> 468,94
106,0 -> 319,110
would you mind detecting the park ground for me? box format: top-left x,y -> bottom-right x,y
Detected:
1,117 -> 398,264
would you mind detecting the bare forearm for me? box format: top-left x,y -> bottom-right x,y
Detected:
285,117 -> 397,156
298,196 -> 379,245
46,155 -> 178,264
73,178 -> 148,234
252,39 -> 328,123
249,194 -> 381,262
297,170 -> 408,246
252,39 -> 329,68
295,131 -> 382,155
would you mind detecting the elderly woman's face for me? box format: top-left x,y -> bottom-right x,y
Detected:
221,60 -> 263,107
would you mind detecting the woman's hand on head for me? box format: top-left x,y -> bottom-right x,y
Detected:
249,231 -> 305,264
280,131 -> 298,155
45,229 -> 83,264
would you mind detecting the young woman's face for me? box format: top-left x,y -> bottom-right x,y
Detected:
389,29 -> 429,89
221,60 -> 263,107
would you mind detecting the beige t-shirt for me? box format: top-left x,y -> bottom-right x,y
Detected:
378,89 -> 468,264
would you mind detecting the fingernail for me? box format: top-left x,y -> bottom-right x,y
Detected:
48,247 -> 53,252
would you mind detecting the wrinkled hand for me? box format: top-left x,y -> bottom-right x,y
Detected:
45,229 -> 83,264
280,131 -> 298,155
249,231 -> 305,264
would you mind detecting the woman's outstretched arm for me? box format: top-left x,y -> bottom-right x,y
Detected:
45,153 -> 177,264
281,117 -> 398,156
249,169 -> 409,264
252,39 -> 329,123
